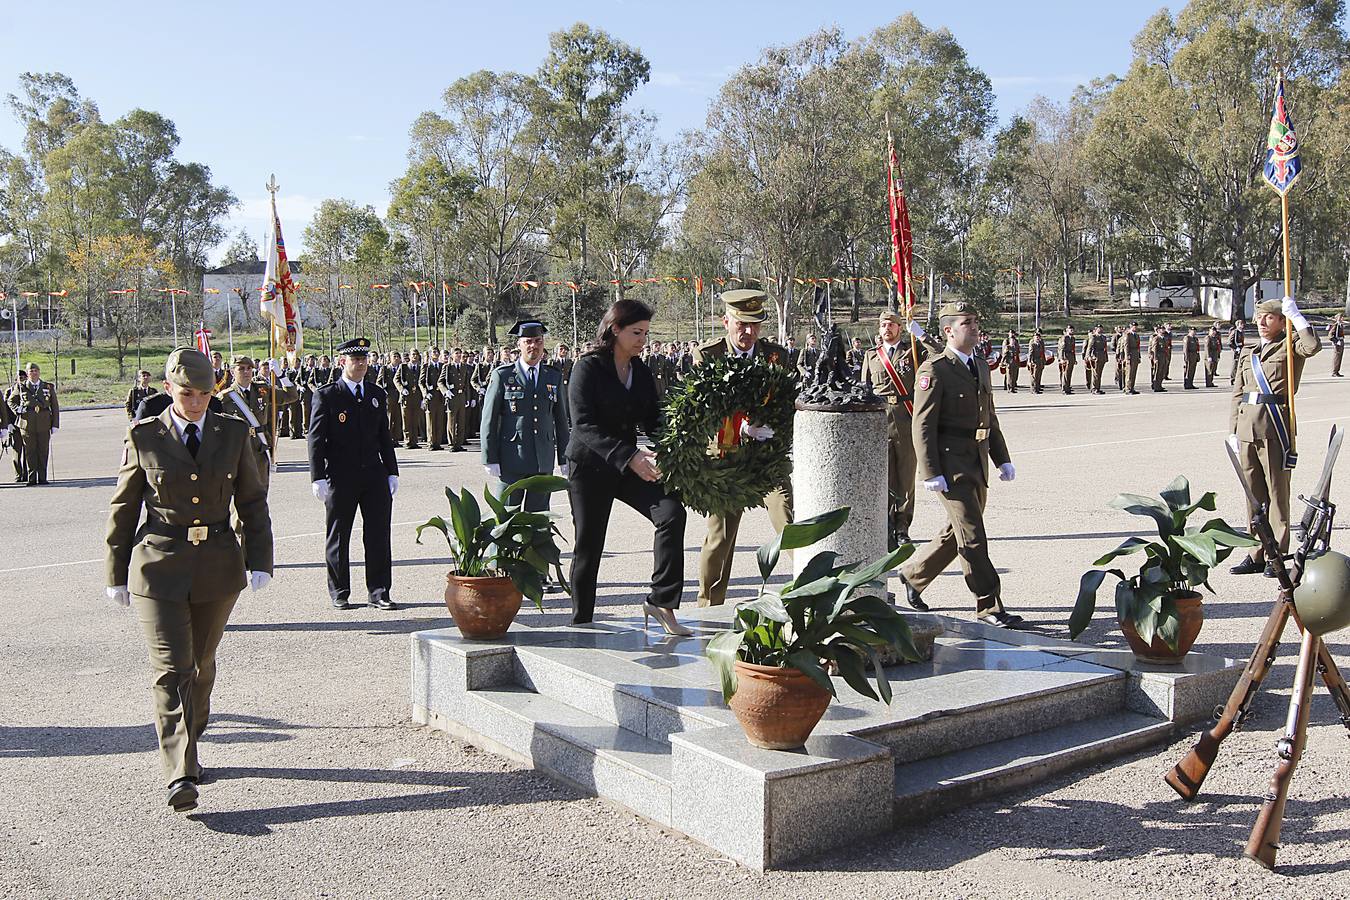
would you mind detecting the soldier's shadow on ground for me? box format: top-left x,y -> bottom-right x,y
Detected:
4,476 -> 117,489
0,713 -> 304,758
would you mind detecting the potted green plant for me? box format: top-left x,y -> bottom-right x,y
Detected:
416,475 -> 571,640
706,506 -> 923,750
1070,475 -> 1257,662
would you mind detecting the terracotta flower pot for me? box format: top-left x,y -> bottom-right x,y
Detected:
445,573 -> 522,640
728,660 -> 832,750
1120,590 -> 1204,663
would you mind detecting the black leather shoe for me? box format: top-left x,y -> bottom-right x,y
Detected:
1263,563 -> 1278,578
977,609 -> 1026,629
332,594 -> 351,610
899,575 -> 929,612
369,590 -> 397,611
167,778 -> 198,812
1230,557 -> 1264,575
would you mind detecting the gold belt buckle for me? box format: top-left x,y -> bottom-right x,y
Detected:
187,525 -> 209,544
974,427 -> 990,442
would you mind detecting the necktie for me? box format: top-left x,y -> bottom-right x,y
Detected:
184,423 -> 200,458
527,367 -> 535,388
354,383 -> 363,404
967,357 -> 979,380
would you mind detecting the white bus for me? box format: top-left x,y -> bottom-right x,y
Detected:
1130,269 -> 1281,320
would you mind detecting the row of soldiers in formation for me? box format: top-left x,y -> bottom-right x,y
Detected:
2,362 -> 59,485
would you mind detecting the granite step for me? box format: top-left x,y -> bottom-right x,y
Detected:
464,686 -> 675,826
892,711 -> 1173,824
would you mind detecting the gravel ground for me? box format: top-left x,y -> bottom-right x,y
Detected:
2,353 -> 1348,899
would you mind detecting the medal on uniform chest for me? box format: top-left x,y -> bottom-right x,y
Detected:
372,397 -> 379,408
338,412 -> 348,423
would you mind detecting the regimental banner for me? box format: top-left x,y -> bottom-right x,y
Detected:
194,324 -> 212,356
260,192 -> 303,362
1264,75 -> 1302,196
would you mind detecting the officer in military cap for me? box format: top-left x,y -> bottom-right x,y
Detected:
1204,324 -> 1223,387
1123,322 -> 1142,394
309,337 -> 400,610
9,362 -> 59,485
1182,327 -> 1201,390
125,370 -> 158,419
1228,296 -> 1320,577
897,301 -> 1024,627
218,355 -> 298,489
4,367 -> 25,482
481,319 -> 570,514
104,347 -> 273,812
1057,325 -> 1077,395
692,283 -> 793,606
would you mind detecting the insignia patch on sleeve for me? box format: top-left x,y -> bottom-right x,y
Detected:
918,374 -> 931,390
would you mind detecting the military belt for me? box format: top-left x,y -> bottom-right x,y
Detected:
938,425 -> 990,442
1241,392 -> 1285,405
143,518 -> 232,546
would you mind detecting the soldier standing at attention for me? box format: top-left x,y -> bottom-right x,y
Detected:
9,362 -> 58,485
1228,319 -> 1246,385
1228,297 -> 1320,577
554,343 -> 574,396
693,284 -> 793,607
377,350 -> 404,445
6,368 -> 27,483
1000,329 -> 1021,393
897,301 -> 1024,628
1089,325 -> 1110,395
1124,322 -> 1142,394
862,310 -> 941,553
126,370 -> 158,419
1027,329 -> 1048,394
847,337 -> 867,378
218,356 -> 297,492
314,354 -> 334,389
481,319 -> 570,514
1112,326 -> 1126,390
1328,313 -> 1344,377
1148,327 -> 1167,392
104,347 -> 273,813
420,347 -> 447,451
395,348 -> 423,449
298,354 -> 319,435
309,338 -> 399,610
1057,326 -> 1076,395
1204,324 -> 1223,387
1182,327 -> 1201,390
799,332 -> 821,379
209,350 -> 231,395
785,336 -> 801,372
1160,323 -> 1175,383
649,339 -> 672,401
441,347 -> 472,452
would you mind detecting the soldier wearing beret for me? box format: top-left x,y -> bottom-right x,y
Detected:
1204,324 -> 1223,387
125,370 -> 158,420
1056,326 -> 1077,395
481,320 -> 570,516
1123,322 -> 1142,394
1182,327 -> 1201,390
692,284 -> 793,606
1027,329 -> 1049,394
104,347 -> 274,812
861,310 -> 943,548
309,338 -> 400,610
898,301 -> 1024,627
1148,326 -> 1167,392
1228,296 -> 1320,577
999,330 -> 1021,393
9,362 -> 59,485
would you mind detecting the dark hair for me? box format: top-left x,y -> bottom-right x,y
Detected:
594,298 -> 654,350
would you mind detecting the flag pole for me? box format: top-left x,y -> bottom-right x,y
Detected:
1281,190 -> 1295,449
885,114 -> 920,372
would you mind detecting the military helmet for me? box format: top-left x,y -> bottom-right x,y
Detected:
1293,551 -> 1350,637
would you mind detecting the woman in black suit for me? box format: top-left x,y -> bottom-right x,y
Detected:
566,299 -> 690,633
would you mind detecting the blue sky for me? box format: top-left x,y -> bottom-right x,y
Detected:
1,0 -> 1163,260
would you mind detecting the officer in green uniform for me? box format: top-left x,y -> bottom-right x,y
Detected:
1124,323 -> 1142,394
1329,313 -> 1345,377
377,350 -> 404,444
481,319 -> 570,512
1057,326 -> 1077,395
10,363 -> 59,485
218,356 -> 298,490
861,310 -> 942,549
692,284 -> 793,607
395,349 -> 423,448
1182,327 -> 1201,389
1148,327 -> 1167,392
4,367 -> 26,482
1228,296 -> 1321,577
1204,324 -> 1223,387
420,346 -> 447,450
897,301 -> 1024,628
104,347 -> 273,812
649,340 -> 673,400
125,370 -> 158,419
440,347 -> 473,451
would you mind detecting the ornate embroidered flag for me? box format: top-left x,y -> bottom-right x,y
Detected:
1264,75 -> 1302,195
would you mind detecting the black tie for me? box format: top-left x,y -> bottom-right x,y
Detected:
967,357 -> 979,380
184,423 -> 200,458
354,384 -> 362,404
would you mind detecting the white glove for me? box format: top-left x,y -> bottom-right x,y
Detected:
311,479 -> 331,502
559,462 -> 569,477
1227,434 -> 1240,455
1280,295 -> 1309,330
388,475 -> 399,496
249,571 -> 271,592
0,427 -> 7,442
923,476 -> 948,493
740,421 -> 775,441
485,463 -> 501,478
907,321 -> 926,339
105,585 -> 130,607
998,462 -> 1016,482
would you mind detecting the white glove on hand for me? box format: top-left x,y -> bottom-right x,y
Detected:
311,479 -> 331,503
0,427 -> 8,442
249,571 -> 271,592
105,585 -> 130,607
1280,295 -> 1309,330
907,321 -> 926,339
559,462 -> 569,477
999,462 -> 1016,482
388,475 -> 399,497
923,476 -> 948,493
740,421 -> 775,442
1227,434 -> 1241,455
485,463 -> 501,478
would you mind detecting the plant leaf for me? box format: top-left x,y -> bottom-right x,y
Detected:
865,644 -> 894,704
414,515 -> 449,546
1092,537 -> 1152,566
1070,569 -> 1107,638
786,649 -> 836,698
757,534 -> 783,582
841,545 -> 913,589
1159,475 -> 1191,510
1170,533 -> 1218,568
501,473 -> 569,500
742,594 -> 791,623
706,630 -> 745,701
795,550 -> 841,587
1109,492 -> 1176,537
780,507 -> 850,551
833,648 -> 879,701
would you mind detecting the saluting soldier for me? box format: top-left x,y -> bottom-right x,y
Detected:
1148,327 -> 1167,392
1057,326 -> 1077,395
420,346 -> 447,450
125,370 -> 158,419
481,319 -> 570,516
693,284 -> 793,607
897,301 -> 1024,628
309,338 -> 399,610
1123,323 -> 1142,394
862,311 -> 942,550
1329,313 -> 1345,377
1182,327 -> 1201,390
104,347 -> 274,813
1000,330 -> 1021,393
1228,319 -> 1246,385
9,363 -> 59,485
1027,329 -> 1048,394
1204,324 -> 1223,387
1228,297 -> 1321,577
395,348 -> 423,449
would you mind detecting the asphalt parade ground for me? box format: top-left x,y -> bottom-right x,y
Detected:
2,351 -> 1348,899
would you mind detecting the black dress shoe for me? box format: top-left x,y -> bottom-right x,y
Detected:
369,590 -> 397,611
332,594 -> 351,610
1263,563 -> 1278,578
167,778 -> 198,812
1230,557 -> 1264,575
977,609 -> 1026,629
899,575 -> 929,612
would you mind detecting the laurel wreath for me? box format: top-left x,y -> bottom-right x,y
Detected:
655,354 -> 798,518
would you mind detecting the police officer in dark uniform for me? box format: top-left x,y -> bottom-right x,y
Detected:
309,338 -> 399,610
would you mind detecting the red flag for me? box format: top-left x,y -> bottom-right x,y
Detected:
194,324 -> 212,356
886,126 -> 915,311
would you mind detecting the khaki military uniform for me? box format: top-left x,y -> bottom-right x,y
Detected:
1000,338 -> 1021,392
862,335 -> 939,545
126,385 -> 158,419
1230,325 -> 1321,559
9,378 -> 58,484
1148,333 -> 1166,391
420,360 -> 447,449
1086,333 -> 1108,393
900,349 -> 1012,615
1228,326 -> 1246,385
376,364 -> 403,443
1027,337 -> 1048,393
1204,330 -> 1223,387
440,362 -> 473,449
1182,334 -> 1200,388
218,378 -> 297,490
395,363 -> 423,447
1329,320 -> 1344,376
1056,334 -> 1076,393
692,336 -> 793,606
1124,331 -> 1141,392
105,408 -> 273,784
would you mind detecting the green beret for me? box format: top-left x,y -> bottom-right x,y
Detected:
1255,299 -> 1284,316
722,281 -> 768,323
938,300 -> 977,319
164,348 -> 216,392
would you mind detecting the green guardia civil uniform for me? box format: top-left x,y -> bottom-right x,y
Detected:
105,348 -> 274,786
693,288 -> 793,607
480,354 -> 569,512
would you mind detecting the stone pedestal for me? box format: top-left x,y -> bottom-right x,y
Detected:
791,402 -> 888,585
